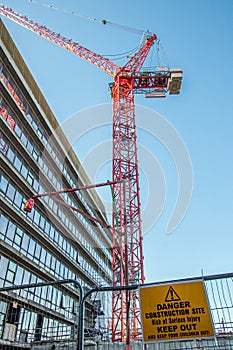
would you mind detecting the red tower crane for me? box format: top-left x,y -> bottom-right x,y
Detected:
0,5 -> 182,346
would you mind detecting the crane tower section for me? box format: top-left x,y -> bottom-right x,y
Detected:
0,4 -> 183,344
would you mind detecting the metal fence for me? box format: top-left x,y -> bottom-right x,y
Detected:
0,272 -> 232,349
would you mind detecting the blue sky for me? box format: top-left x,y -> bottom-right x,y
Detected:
1,0 -> 233,282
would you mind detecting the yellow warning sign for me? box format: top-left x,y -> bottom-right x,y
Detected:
139,280 -> 215,343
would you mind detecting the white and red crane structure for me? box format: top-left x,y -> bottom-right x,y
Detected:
0,4 -> 182,346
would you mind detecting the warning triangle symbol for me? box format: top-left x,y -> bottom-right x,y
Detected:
165,286 -> 181,302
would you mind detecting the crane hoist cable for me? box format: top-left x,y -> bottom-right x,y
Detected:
28,0 -> 98,22
156,39 -> 169,69
26,0 -> 150,61
27,0 -> 148,36
101,45 -> 141,61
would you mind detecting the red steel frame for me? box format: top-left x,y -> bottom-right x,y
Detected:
110,36 -> 157,341
0,5 -> 175,344
111,78 -> 143,341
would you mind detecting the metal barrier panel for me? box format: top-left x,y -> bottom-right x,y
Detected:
0,273 -> 232,349
83,274 -> 233,350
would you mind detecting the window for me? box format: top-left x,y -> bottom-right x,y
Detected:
0,175 -> 8,193
26,140 -> 33,153
0,300 -> 8,337
33,178 -> 39,192
14,191 -> 23,209
21,164 -> 28,178
50,257 -> 55,271
40,248 -> 46,267
54,230 -> 59,244
14,122 -> 22,137
32,147 -> 39,161
0,256 -> 9,283
48,169 -> 53,180
46,142 -> 52,153
39,216 -> 45,230
45,253 -> 51,268
55,260 -> 61,276
0,213 -> 8,235
14,155 -> 22,171
6,147 -> 15,163
58,234 -> 64,247
37,127 -> 43,139
14,265 -> 23,285
43,162 -> 48,174
26,113 -> 33,123
6,183 -> 16,202
42,134 -> 48,145
22,270 -> 30,285
6,222 -> 16,244
35,244 -> 41,261
49,226 -> 55,240
21,132 -> 27,146
6,302 -> 20,325
44,221 -> 50,235
21,234 -> 29,252
28,239 -> 36,256
27,171 -> 34,186
32,119 -> 37,130
14,227 -> 23,247
33,210 -> 40,226
59,265 -> 65,279
6,261 -> 17,283
0,137 -> 8,155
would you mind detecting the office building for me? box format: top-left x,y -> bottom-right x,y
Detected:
0,19 -> 112,348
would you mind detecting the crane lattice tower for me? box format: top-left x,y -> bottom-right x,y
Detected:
0,5 -> 182,343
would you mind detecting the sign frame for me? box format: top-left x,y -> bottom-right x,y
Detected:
139,278 -> 215,343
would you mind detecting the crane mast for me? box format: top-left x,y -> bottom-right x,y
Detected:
111,78 -> 144,342
0,5 -> 182,345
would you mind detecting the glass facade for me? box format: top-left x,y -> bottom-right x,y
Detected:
0,19 -> 112,347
